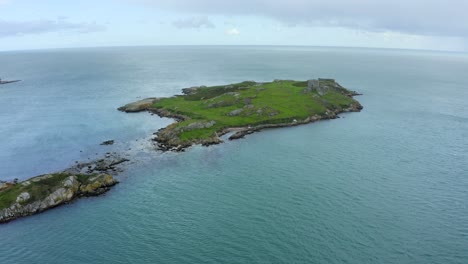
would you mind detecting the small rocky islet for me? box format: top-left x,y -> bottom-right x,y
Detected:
0,155 -> 128,223
0,173 -> 117,223
1,78 -> 363,223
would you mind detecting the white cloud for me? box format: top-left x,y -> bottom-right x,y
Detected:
225,28 -> 240,35
172,16 -> 215,29
136,0 -> 468,38
0,19 -> 105,38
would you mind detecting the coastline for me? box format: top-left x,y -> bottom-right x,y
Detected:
1,78 -> 363,223
148,101 -> 362,151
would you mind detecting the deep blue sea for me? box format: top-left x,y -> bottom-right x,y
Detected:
0,46 -> 467,263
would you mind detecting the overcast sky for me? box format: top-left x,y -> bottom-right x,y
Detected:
0,0 -> 466,51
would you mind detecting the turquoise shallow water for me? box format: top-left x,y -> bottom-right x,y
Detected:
0,46 -> 467,263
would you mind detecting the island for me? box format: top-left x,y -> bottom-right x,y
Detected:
0,78 -> 363,224
119,79 -> 363,151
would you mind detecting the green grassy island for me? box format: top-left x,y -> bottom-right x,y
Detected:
119,79 -> 363,151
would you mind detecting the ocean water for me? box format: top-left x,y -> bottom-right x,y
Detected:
0,46 -> 467,264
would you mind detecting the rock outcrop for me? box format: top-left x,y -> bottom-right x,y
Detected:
0,173 -> 118,224
0,181 -> 9,191
155,120 -> 221,151
305,78 -> 361,96
118,98 -> 159,112
64,155 -> 129,175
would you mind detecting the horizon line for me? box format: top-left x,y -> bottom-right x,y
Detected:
1,44 -> 467,55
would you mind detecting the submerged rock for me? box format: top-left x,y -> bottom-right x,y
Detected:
100,140 -> 115,145
64,154 -> 129,175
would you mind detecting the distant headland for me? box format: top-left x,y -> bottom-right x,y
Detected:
0,78 -> 21,85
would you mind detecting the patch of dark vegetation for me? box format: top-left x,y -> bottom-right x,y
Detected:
292,81 -> 308,87
183,81 -> 256,101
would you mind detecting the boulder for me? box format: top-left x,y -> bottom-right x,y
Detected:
16,192 -> 31,203
186,120 -> 216,130
80,174 -> 117,196
228,109 -> 243,116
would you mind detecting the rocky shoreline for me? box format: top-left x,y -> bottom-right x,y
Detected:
148,102 -> 361,151
0,155 -> 128,224
224,103 -> 362,140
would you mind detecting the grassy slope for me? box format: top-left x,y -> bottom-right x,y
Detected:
152,80 -> 358,143
0,173 -> 96,210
